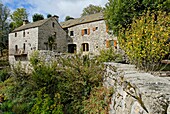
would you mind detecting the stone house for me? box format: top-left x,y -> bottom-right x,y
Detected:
8,16 -> 67,65
8,13 -> 118,65
60,12 -> 118,55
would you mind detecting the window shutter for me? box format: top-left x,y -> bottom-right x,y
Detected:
106,25 -> 109,33
93,27 -> 96,31
114,40 -> 117,47
106,40 -> 109,48
114,40 -> 117,48
81,29 -> 84,36
88,28 -> 90,35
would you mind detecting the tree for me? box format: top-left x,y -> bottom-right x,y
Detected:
118,11 -> 170,71
10,8 -> 28,29
48,36 -> 54,51
32,13 -> 44,22
47,14 -> 52,18
0,3 -> 10,56
81,4 -> 103,17
104,0 -> 170,36
65,16 -> 74,21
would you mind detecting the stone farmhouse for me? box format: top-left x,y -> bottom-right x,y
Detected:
60,12 -> 118,55
8,13 -> 118,65
9,16 -> 67,64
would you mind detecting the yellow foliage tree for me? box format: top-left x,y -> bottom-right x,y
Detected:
119,11 -> 170,71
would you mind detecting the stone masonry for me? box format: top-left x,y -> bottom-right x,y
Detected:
104,62 -> 170,114
66,20 -> 116,55
9,16 -> 67,65
60,13 -> 118,55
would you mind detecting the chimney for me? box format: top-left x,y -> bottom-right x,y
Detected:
23,19 -> 29,25
53,15 -> 59,21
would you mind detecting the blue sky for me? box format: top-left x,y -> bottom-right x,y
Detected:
1,0 -> 108,22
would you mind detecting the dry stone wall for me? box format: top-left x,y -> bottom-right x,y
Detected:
104,62 -> 170,114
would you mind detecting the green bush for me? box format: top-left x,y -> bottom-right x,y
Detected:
0,100 -> 14,113
82,86 -> 113,114
96,48 -> 123,63
0,52 -> 109,113
0,68 -> 10,82
30,87 -> 63,114
58,55 -> 104,113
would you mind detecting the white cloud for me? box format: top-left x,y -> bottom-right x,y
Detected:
2,0 -> 108,22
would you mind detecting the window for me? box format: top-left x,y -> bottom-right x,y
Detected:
23,31 -> 25,37
96,27 -> 98,30
44,42 -> 48,50
82,43 -> 89,52
109,40 -> 114,46
15,45 -> 18,53
15,33 -> 17,37
53,43 -> 57,50
52,22 -> 55,28
81,28 -> 90,36
70,31 -> 74,36
23,43 -> 26,51
106,40 -> 117,49
84,29 -> 88,35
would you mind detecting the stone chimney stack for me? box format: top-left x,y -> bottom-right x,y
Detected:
53,15 -> 59,21
23,19 -> 29,25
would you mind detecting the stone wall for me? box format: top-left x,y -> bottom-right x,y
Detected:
39,18 -> 67,52
104,62 -> 170,114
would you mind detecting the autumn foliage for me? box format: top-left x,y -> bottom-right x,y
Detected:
118,11 -> 170,71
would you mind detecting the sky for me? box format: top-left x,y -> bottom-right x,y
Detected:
1,0 -> 108,22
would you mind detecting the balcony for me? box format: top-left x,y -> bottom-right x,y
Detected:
14,49 -> 27,57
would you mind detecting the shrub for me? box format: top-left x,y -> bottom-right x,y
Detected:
82,86 -> 113,114
30,87 -> 63,114
119,11 -> 170,71
96,48 -> 124,63
58,54 -> 104,113
0,68 -> 10,82
0,52 -> 107,113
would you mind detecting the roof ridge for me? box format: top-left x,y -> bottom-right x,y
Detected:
12,18 -> 51,33
60,12 -> 104,28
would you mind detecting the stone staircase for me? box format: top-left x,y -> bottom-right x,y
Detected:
104,62 -> 170,114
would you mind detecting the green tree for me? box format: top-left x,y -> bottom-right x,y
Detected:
81,4 -> 103,16
119,11 -> 170,71
47,14 -> 52,18
48,36 -> 55,51
0,3 -> 10,56
65,16 -> 74,21
32,13 -> 44,22
105,0 -> 170,36
10,8 -> 28,29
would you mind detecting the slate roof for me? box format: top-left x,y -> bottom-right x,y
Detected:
60,12 -> 104,28
12,18 -> 51,32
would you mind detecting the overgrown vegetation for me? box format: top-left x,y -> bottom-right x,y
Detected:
82,86 -> 113,114
105,0 -> 170,36
0,52 -> 112,113
96,48 -> 124,63
118,11 -> 170,71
